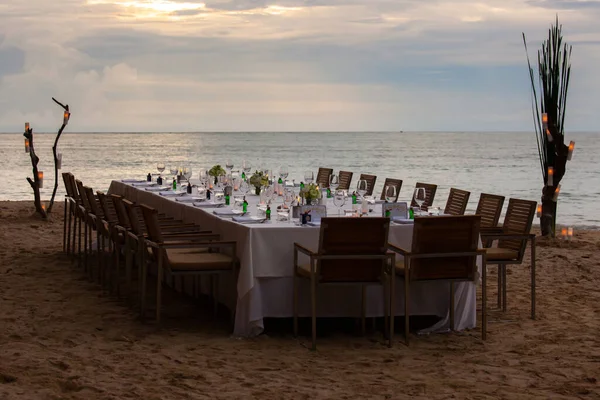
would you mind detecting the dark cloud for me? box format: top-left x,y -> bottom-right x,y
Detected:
0,45 -> 25,77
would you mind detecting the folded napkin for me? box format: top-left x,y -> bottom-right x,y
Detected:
392,217 -> 414,224
307,221 -> 321,227
122,179 -> 144,183
193,202 -> 223,208
232,216 -> 266,224
285,181 -> 300,187
145,186 -> 169,192
213,208 -> 244,216
175,197 -> 204,203
160,191 -> 182,197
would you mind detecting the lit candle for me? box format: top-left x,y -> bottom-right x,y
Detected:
536,204 -> 542,218
57,153 -> 62,169
561,227 -> 567,238
63,111 -> 70,124
552,184 -> 561,202
41,203 -> 46,212
567,141 -> 575,161
278,187 -> 283,196
24,138 -> 30,153
25,122 -> 30,131
38,171 -> 44,188
541,113 -> 548,125
545,128 -> 553,143
567,227 -> 573,240
547,167 -> 554,186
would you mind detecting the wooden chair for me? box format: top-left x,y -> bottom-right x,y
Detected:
476,193 -> 505,248
358,174 -> 377,196
61,172 -> 77,256
444,188 -> 471,215
337,171 -> 353,191
140,204 -> 237,323
380,178 -> 403,202
481,199 -> 537,317
410,183 -> 438,211
75,180 -> 94,274
83,186 -> 110,285
316,168 -> 333,188
388,215 -> 486,345
293,217 -> 395,350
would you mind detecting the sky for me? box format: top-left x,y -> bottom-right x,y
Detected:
1,0 -> 599,132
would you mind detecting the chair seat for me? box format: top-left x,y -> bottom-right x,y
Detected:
485,247 -> 519,261
296,264 -> 313,278
394,260 -> 406,276
167,250 -> 233,271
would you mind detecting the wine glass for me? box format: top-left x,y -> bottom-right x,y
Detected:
239,179 -> 249,195
333,190 -> 346,216
384,185 -> 397,203
279,165 -> 289,181
183,166 -> 192,184
157,162 -> 165,178
413,187 -> 426,215
304,171 -> 314,184
242,160 -> 252,178
357,179 -> 368,199
330,174 -> 340,191
169,165 -> 178,185
225,159 -> 234,173
264,185 -> 275,204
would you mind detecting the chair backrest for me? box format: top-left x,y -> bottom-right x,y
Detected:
338,171 -> 353,191
75,180 -> 91,211
409,215 -> 480,281
110,194 -> 131,229
97,191 -> 116,223
316,217 -> 390,282
83,186 -> 101,217
380,178 -> 403,201
68,174 -> 81,203
444,188 -> 471,215
358,174 -> 377,196
62,172 -> 74,199
316,168 -> 333,188
475,193 -> 505,228
498,198 -> 537,260
410,182 -> 438,210
139,204 -> 167,263
122,198 -> 144,236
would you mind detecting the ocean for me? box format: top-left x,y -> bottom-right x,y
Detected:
2,131 -> 598,228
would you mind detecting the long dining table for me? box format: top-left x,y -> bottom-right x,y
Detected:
108,180 -> 481,337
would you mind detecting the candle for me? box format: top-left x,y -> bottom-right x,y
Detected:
38,171 -> 44,188
567,227 -> 574,240
536,204 -> 542,218
57,153 -> 62,169
24,138 -> 30,153
552,184 -> 561,202
25,122 -> 30,131
547,167 -> 554,186
561,227 -> 567,238
63,111 -> 70,124
541,113 -> 548,125
545,128 -> 553,143
41,203 -> 46,212
567,141 -> 575,161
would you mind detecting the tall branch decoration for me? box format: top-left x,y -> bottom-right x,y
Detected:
23,98 -> 70,219
523,17 -> 574,237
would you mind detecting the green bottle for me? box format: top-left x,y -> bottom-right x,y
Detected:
172,178 -> 177,191
278,177 -> 283,185
352,192 -> 357,205
241,171 -> 246,180
243,197 -> 248,213
225,193 -> 230,205
409,208 -> 414,219
385,209 -> 391,218
300,182 -> 305,190
266,205 -> 271,220
327,188 -> 332,198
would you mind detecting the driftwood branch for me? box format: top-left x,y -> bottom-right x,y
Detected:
24,128 -> 47,218
47,98 -> 70,213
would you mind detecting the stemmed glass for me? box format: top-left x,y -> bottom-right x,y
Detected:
333,190 -> 346,216
157,162 -> 165,180
384,185 -> 397,203
279,165 -> 289,181
169,165 -> 178,185
357,179 -> 368,199
239,179 -> 249,195
242,160 -> 252,179
182,166 -> 192,187
225,159 -> 234,174
330,174 -> 340,191
264,184 -> 275,204
304,171 -> 314,184
413,187 -> 426,215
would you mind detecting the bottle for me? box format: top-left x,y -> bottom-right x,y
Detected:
225,192 -> 230,206
243,197 -> 248,213
266,205 -> 271,220
157,176 -> 163,185
187,184 -> 192,194
207,189 -> 211,200
172,178 -> 177,191
147,173 -> 152,182
361,198 -> 368,215
409,208 -> 414,219
352,192 -> 357,205
278,177 -> 283,185
300,181 -> 305,190
241,171 -> 246,180
327,188 -> 332,198
385,208 -> 391,218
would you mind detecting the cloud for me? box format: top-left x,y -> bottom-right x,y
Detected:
0,0 -> 599,131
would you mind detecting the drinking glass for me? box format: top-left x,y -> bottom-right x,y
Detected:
279,165 -> 289,181
383,185 -> 397,203
225,159 -> 234,173
264,185 -> 275,204
304,171 -> 314,184
333,190 -> 346,216
330,174 -> 340,191
357,179 -> 368,199
239,179 -> 249,195
283,189 -> 294,209
413,187 -> 426,215
183,166 -> 192,182
157,162 -> 165,178
242,160 -> 252,175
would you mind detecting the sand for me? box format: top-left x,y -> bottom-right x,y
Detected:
1,200 -> 599,399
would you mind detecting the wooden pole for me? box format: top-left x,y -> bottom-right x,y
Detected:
47,97 -> 70,213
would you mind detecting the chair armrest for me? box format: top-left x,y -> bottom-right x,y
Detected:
294,243 -> 316,256
148,240 -> 237,250
163,233 -> 220,242
387,243 -> 411,256
480,226 -> 504,234
481,233 -> 535,241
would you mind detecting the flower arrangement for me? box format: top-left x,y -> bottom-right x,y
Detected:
209,165 -> 227,184
300,183 -> 321,204
249,171 -> 269,195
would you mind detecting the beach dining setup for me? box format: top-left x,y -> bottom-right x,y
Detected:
58,161 -> 538,350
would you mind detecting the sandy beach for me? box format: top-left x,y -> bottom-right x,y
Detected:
1,200 -> 599,399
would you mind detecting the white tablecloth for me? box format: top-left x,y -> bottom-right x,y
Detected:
108,181 -> 479,336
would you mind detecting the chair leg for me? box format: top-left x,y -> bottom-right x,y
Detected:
113,237 -> 120,297
389,269 -> 395,348
361,285 -> 366,336
450,282 -> 455,331
156,254 -> 163,323
404,276 -> 410,346
63,199 -> 67,253
83,222 -> 88,273
140,253 -> 147,320
311,271 -> 317,351
66,205 -> 72,255
531,236 -> 536,320
77,217 -> 82,267
497,265 -> 502,309
482,255 -> 488,340
502,265 -> 507,312
293,273 -> 298,337
212,274 -> 219,317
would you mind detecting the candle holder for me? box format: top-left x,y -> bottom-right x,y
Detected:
536,204 -> 542,218
38,171 -> 44,188
567,227 -> 574,240
561,227 -> 568,239
57,153 -> 62,169
25,138 -> 30,153
547,167 -> 554,186
567,141 -> 575,161
552,184 -> 561,202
